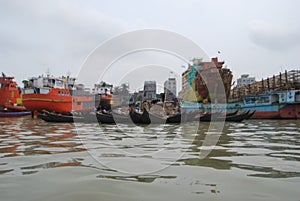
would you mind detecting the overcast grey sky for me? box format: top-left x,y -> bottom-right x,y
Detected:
1,0 -> 300,89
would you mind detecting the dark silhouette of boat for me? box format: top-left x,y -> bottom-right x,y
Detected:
166,113 -> 181,123
38,109 -> 254,124
39,110 -> 97,123
96,111 -> 140,124
181,111 -> 201,123
224,110 -> 250,122
39,111 -> 80,123
144,109 -> 167,124
166,112 -> 202,123
198,110 -> 253,122
199,113 -> 214,122
244,110 -> 256,120
226,110 -> 238,117
0,111 -> 31,117
111,112 -> 132,124
96,112 -> 115,124
129,111 -> 145,124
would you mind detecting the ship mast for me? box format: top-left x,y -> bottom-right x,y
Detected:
46,68 -> 50,77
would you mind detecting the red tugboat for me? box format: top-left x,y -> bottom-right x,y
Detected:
0,73 -> 30,117
38,81 -> 114,123
22,74 -> 95,114
93,82 -> 113,111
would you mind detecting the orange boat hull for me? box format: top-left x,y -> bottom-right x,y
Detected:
0,76 -> 22,107
23,94 -> 72,114
23,88 -> 95,114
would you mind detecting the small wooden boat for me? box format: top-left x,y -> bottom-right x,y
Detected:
220,110 -> 254,122
39,111 -> 86,123
0,110 -> 31,117
244,110 -> 256,119
225,110 -> 238,117
199,113 -> 213,122
128,110 -> 167,124
144,110 -> 167,124
96,112 -> 115,124
80,112 -> 99,123
199,111 -> 250,122
96,111 -> 135,124
39,110 -> 99,123
111,112 -> 132,124
166,113 -> 181,123
181,111 -> 200,123
38,112 -> 56,122
97,110 -> 151,125
224,111 -> 250,122
129,111 -> 145,124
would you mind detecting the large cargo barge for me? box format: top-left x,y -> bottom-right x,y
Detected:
182,90 -> 300,119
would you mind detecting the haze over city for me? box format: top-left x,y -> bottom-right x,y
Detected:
1,0 -> 300,90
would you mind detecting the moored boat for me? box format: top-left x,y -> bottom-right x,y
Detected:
96,112 -> 116,124
38,111 -> 77,123
199,113 -> 213,122
0,73 -> 27,112
39,110 -> 97,123
182,90 -> 300,119
3,103 -> 27,112
22,74 -> 95,114
0,111 -> 31,117
129,110 -> 145,124
224,110 -> 254,122
166,113 -> 181,123
143,109 -> 167,124
111,112 -> 133,124
228,90 -> 300,119
197,110 -> 253,122
22,75 -> 73,114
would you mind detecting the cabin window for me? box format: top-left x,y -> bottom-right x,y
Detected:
55,80 -> 63,88
58,91 -> 61,95
271,94 -> 279,104
260,96 -> 269,103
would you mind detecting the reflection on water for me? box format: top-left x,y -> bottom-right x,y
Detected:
0,118 -> 86,158
0,117 -> 299,200
178,121 -> 300,179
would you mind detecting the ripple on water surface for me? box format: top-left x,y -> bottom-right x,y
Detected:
0,117 -> 299,201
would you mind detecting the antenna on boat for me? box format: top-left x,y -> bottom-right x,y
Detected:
67,70 -> 71,77
46,68 -> 50,77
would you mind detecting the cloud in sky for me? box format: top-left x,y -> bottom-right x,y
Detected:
249,20 -> 300,50
0,0 -> 146,83
1,0 -> 300,87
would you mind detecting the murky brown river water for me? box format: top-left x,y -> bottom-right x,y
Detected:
0,117 -> 299,201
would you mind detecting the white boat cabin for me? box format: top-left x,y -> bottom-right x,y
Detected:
23,75 -> 72,94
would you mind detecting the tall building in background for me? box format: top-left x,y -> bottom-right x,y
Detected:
236,74 -> 256,88
164,78 -> 176,101
143,81 -> 156,100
